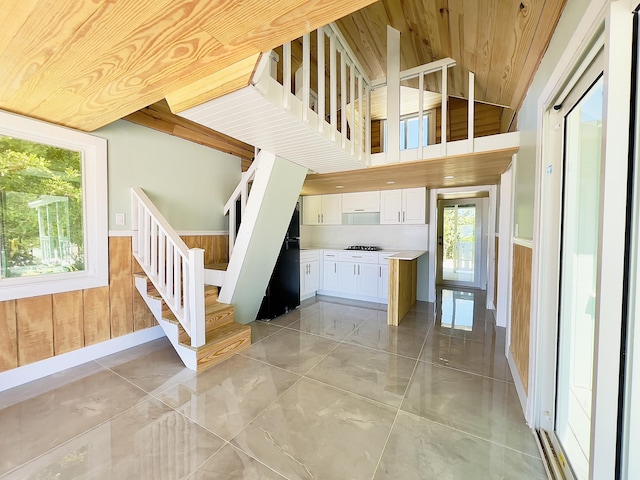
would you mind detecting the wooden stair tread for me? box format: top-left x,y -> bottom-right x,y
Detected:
180,321 -> 250,351
205,263 -> 228,271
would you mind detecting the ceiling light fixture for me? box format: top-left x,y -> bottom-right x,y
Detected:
444,175 -> 454,179
336,185 -> 344,189
386,181 -> 396,184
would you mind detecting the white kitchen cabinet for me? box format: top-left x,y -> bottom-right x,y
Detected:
322,251 -> 339,291
341,191 -> 380,213
357,263 -> 379,297
300,250 -> 321,300
302,194 -> 342,225
378,264 -> 389,299
380,188 -> 426,225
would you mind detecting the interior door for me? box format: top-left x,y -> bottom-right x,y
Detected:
436,199 -> 482,288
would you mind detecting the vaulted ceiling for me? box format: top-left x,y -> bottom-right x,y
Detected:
336,0 -> 567,130
0,0 -> 566,185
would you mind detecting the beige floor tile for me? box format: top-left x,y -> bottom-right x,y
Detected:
402,362 -> 539,457
374,411 -> 546,480
190,444 -> 286,479
0,367 -> 148,476
159,355 -> 299,440
3,398 -> 224,480
306,343 -> 417,407
232,379 -> 396,480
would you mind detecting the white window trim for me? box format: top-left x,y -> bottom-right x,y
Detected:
0,110 -> 108,301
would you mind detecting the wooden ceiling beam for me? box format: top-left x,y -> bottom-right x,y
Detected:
124,100 -> 255,168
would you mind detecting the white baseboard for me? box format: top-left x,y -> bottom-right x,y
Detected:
507,348 -> 529,422
0,326 -> 165,393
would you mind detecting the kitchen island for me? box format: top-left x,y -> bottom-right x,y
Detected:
387,250 -> 427,326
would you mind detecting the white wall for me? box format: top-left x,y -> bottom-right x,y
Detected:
301,224 -> 430,301
94,120 -> 242,231
513,0 -> 592,240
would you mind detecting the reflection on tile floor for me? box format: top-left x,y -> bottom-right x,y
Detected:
0,289 -> 545,479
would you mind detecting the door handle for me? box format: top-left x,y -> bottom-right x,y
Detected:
353,265 -> 356,275
379,266 -> 381,277
321,213 -> 324,223
397,211 -> 400,222
317,213 -> 320,223
403,211 -> 405,222
334,264 -> 336,273
358,265 -> 360,275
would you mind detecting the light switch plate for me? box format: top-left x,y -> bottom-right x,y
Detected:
115,212 -> 126,226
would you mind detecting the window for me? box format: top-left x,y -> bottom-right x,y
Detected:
383,112 -> 433,152
0,111 -> 107,300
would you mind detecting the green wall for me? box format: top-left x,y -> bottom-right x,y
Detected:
94,120 -> 241,231
513,0 -> 591,240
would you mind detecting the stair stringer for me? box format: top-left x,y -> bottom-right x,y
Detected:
134,275 -> 198,370
218,151 -> 307,324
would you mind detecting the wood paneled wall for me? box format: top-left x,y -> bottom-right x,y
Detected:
0,234 -> 228,373
510,243 -> 532,393
371,120 -> 382,154
436,98 -> 503,143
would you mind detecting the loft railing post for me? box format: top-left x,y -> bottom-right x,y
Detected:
340,51 -> 347,148
441,65 -> 448,156
357,74 -> 363,160
188,248 -> 205,347
350,63 -> 355,154
330,34 -> 337,141
365,83 -> 371,161
468,71 -> 475,152
283,42 -> 291,110
317,27 -> 326,133
302,33 -> 310,122
418,73 -> 425,160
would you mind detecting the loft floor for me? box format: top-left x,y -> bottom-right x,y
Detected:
0,289 -> 544,479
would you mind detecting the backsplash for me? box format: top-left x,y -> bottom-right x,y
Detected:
301,224 -> 429,250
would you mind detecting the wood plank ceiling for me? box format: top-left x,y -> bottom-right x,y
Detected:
336,0 -> 567,128
0,0 -> 377,132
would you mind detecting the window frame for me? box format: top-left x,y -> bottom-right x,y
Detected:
0,110 -> 108,301
382,110 -> 435,152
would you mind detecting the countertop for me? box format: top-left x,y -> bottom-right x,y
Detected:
300,247 -> 426,260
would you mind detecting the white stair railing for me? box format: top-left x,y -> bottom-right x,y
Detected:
223,153 -> 260,259
131,187 -> 205,348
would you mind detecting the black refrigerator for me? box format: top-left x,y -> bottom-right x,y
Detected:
257,203 -> 300,320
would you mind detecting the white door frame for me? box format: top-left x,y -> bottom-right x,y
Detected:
496,161 -> 514,329
529,1 -> 634,478
428,185 -> 497,307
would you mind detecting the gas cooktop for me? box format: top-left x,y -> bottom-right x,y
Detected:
345,245 -> 382,251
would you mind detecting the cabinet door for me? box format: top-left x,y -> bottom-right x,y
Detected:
323,260 -> 338,291
357,263 -> 379,297
402,187 -> 426,224
341,191 -> 380,213
302,196 -> 322,225
378,264 -> 389,299
321,194 -> 342,224
300,262 -> 309,295
308,261 -> 320,292
380,189 -> 402,224
337,262 -> 357,293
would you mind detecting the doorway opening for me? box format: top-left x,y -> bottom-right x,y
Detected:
436,195 -> 488,290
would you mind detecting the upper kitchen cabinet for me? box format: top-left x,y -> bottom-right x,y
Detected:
380,187 -> 427,225
341,191 -> 380,213
302,194 -> 342,225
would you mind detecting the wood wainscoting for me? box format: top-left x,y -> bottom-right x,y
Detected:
510,242 -> 532,393
0,234 -> 228,373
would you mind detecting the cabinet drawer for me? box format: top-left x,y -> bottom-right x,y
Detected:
300,250 -> 320,262
337,251 -> 379,263
323,250 -> 341,260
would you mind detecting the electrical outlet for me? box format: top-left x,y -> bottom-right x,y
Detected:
115,212 -> 126,226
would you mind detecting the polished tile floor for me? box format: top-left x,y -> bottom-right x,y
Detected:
0,289 -> 546,479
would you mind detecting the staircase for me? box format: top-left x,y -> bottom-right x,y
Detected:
131,150 -> 306,371
134,276 -> 250,372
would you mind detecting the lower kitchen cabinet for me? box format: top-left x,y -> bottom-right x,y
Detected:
378,264 -> 389,299
323,260 -> 339,291
300,250 -> 320,300
321,250 -> 390,302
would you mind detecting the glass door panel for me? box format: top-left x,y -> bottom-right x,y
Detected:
555,75 -> 603,480
442,204 -> 477,284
